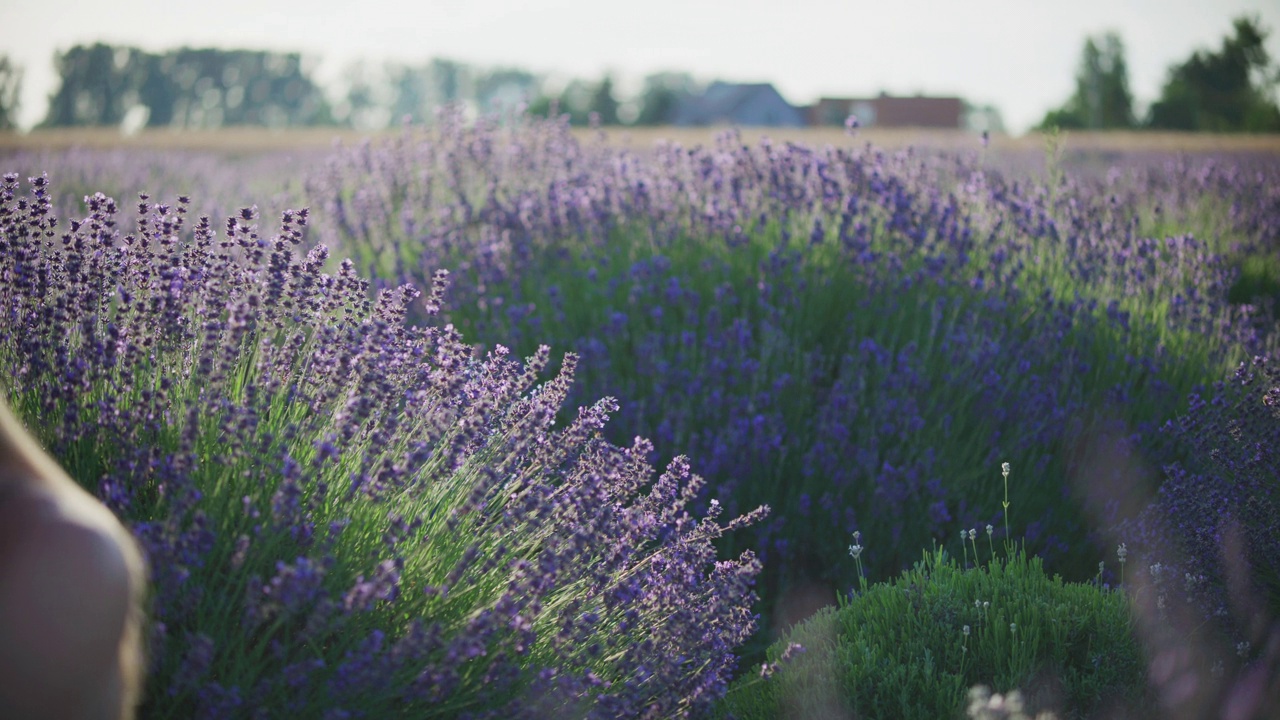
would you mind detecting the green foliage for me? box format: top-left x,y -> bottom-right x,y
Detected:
530,74 -> 624,126
588,74 -> 620,126
635,72 -> 699,126
319,130 -> 1260,681
1147,15 -> 1280,132
718,546 -> 1147,720
0,54 -> 21,131
530,81 -> 591,126
379,58 -> 474,125
1038,33 -> 1136,131
1227,253 -> 1280,308
39,43 -> 335,129
1038,107 -> 1084,132
447,209 -> 1208,586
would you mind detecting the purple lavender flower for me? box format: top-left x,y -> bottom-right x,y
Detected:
0,171 -> 766,717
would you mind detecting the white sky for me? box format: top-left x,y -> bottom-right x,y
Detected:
2,0 -> 1279,134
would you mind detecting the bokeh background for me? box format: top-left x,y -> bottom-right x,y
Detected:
2,0 -> 1279,137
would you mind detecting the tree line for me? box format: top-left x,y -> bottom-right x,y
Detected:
0,15 -> 1276,133
1039,15 -> 1280,133
37,45 -> 331,129
0,43 -> 696,132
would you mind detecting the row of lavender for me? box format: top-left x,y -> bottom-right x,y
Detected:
3,116 -> 1279,713
0,173 -> 765,717
300,117 -> 1280,648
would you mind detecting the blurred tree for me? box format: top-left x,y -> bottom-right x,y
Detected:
350,59 -> 532,128
1147,15 -> 1280,132
0,55 -> 22,130
385,63 -> 429,124
135,53 -> 177,127
160,48 -> 333,128
526,93 -> 558,120
530,78 -> 593,125
588,74 -> 620,125
338,60 -> 393,129
40,44 -> 334,129
1038,32 -> 1135,130
963,102 -> 1006,134
41,44 -> 133,127
475,68 -> 540,115
430,59 -> 469,108
636,72 -> 699,126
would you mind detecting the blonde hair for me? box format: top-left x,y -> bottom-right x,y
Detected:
0,395 -> 148,719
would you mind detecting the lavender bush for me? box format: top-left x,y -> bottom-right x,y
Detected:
1104,355 -> 1280,717
0,145 -> 317,224
0,172 -> 765,718
302,114 -> 1280,660
1122,355 -> 1280,615
6,116 -> 1280,717
718,543 -> 1147,720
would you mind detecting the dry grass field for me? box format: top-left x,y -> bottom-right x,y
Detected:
2,125 -> 1280,155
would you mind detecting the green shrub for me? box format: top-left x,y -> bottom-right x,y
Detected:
718,546 -> 1147,719
1227,253 -> 1280,307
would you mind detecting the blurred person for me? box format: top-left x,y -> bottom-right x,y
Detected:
0,395 -> 146,720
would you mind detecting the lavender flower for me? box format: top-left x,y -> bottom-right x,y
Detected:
10,113 -> 1280,715
0,173 -> 766,717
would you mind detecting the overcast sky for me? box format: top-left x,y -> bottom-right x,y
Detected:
3,0 -> 1279,133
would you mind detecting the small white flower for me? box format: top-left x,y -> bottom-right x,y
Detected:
963,624 -> 971,636
1237,641 -> 1251,658
975,599 -> 981,609
961,529 -> 967,542
986,524 -> 994,536
968,528 -> 977,541
1001,462 -> 1011,478
848,531 -> 864,560
1117,543 -> 1128,563
1010,623 -> 1017,634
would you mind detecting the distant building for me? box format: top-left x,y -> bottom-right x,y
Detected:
671,81 -> 807,127
810,97 -> 860,126
807,94 -> 965,129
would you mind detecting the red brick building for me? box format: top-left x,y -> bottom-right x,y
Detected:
807,94 -> 965,129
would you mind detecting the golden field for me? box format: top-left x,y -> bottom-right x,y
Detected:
2,125 -> 1280,155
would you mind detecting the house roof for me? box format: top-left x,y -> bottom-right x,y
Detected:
673,82 -> 804,126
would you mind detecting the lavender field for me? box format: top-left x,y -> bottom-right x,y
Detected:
2,116 -> 1279,718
